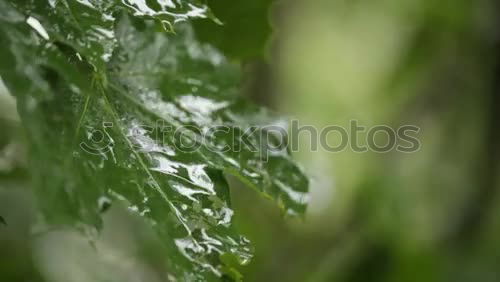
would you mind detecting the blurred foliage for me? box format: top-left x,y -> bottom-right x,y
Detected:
193,0 -> 274,61
235,0 -> 500,281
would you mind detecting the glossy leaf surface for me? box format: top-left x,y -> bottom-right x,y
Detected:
0,0 -> 308,280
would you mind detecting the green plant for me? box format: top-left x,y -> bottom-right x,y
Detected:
0,0 -> 308,281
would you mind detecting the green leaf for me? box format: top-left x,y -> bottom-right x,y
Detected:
9,0 -> 217,69
0,0 -> 308,280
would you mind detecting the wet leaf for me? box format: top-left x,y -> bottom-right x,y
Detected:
0,0 -> 308,280
9,0 -> 216,69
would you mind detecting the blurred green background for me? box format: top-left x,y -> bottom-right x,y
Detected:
2,0 -> 500,281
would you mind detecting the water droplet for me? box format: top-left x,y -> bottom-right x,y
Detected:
26,16 -> 50,40
97,196 -> 112,213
